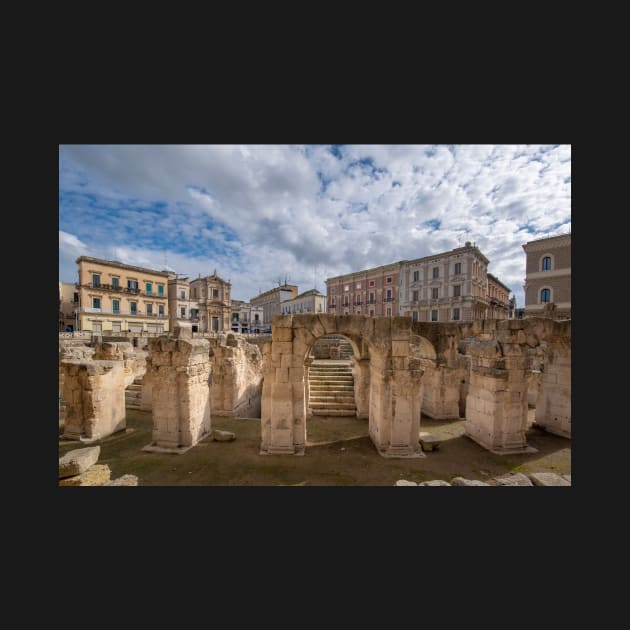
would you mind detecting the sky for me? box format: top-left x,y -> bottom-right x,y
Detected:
59,144 -> 571,307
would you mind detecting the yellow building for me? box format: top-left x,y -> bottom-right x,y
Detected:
75,256 -> 170,334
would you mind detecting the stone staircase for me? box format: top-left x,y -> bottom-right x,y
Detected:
315,335 -> 354,359
308,363 -> 356,416
125,376 -> 143,410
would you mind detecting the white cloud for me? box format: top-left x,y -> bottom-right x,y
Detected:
59,144 -> 571,307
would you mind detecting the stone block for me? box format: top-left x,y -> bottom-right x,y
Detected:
106,474 -> 139,486
212,429 -> 236,442
418,480 -> 451,486
395,479 -> 418,486
59,464 -> 111,486
59,446 -> 100,479
450,477 -> 490,486
273,327 -> 294,342
527,472 -> 570,486
492,472 -> 533,486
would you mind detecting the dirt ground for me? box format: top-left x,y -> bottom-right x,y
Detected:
58,408 -> 570,486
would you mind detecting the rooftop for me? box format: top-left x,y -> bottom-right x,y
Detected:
75,256 -> 170,277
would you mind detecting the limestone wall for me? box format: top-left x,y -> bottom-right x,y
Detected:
534,340 -> 571,437
61,360 -> 126,441
208,334 -> 263,418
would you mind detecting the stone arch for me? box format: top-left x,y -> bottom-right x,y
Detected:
260,314 -> 436,458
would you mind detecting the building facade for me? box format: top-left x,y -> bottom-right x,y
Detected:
326,263 -> 400,317
231,299 -> 264,333
189,271 -> 231,332
59,281 -> 79,331
250,284 -> 298,331
487,273 -> 511,319
75,257 -> 170,334
279,289 -> 326,316
167,274 -> 200,331
522,233 -> 571,319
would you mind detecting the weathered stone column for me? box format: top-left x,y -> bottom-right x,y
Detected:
260,315 -> 307,455
61,360 -> 126,442
534,340 -> 571,438
464,339 -> 536,454
143,328 -> 211,454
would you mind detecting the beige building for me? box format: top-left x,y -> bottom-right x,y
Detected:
189,271 -> 231,332
75,257 -> 170,333
522,233 -> 571,319
59,281 -> 79,331
250,283 -> 298,331
167,274 -> 197,331
280,289 -> 326,316
487,273 -> 511,319
327,263 -> 400,317
231,299 -> 264,333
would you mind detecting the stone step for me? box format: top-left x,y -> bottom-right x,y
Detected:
133,377 -> 144,385
127,384 -> 142,392
310,402 -> 357,410
309,375 -> 353,381
309,385 -> 354,392
309,369 -> 353,375
311,409 -> 357,416
309,395 -> 356,404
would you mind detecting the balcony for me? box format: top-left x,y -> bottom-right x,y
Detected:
78,282 -> 166,299
75,307 -> 167,319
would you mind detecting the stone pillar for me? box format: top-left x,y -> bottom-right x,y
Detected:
421,364 -> 461,419
534,340 -> 571,438
464,340 -> 536,454
353,357 -> 370,420
61,360 -> 126,442
143,335 -> 211,453
260,315 -> 307,455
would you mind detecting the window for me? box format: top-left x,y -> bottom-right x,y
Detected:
180,290 -> 186,299
541,288 -> 551,303
158,304 -> 164,316
344,296 -> 349,306
433,267 -> 439,279
454,262 -> 462,275
158,284 -> 164,296
369,280 -> 375,287
412,311 -> 418,322
356,282 -> 361,289
92,297 -> 101,309
212,317 -> 219,332
413,270 -> 419,282
386,307 -> 392,317
344,285 -> 349,292
128,279 -> 138,290
146,303 -> 153,316
331,287 -> 336,293
92,273 -> 101,287
369,292 -> 375,304
431,309 -> 438,322
255,314 -> 259,322
112,276 -> 119,288
146,282 -> 153,294
356,295 -> 362,305
213,289 -> 219,298
453,285 -> 461,297
73,292 -> 79,303
386,289 -> 392,300
412,290 -> 419,302
191,308 -> 198,319
130,301 -> 137,314
432,287 -> 439,299
112,299 -> 120,313
542,256 -> 552,271
193,288 -> 197,298
233,312 -> 239,321
180,307 -> 186,318
386,276 -> 392,284
453,308 -> 460,321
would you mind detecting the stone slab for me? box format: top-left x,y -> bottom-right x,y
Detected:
527,472 -> 570,486
59,464 -> 111,486
59,446 -> 100,479
492,472 -> 533,486
451,477 -> 490,486
212,429 -> 236,442
418,480 -> 451,486
395,480 -> 418,486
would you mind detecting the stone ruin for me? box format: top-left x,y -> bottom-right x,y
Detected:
58,315 -> 570,465
260,314 -> 571,457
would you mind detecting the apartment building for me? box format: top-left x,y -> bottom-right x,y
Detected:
250,284 -> 298,331
326,263 -> 400,317
74,257 -> 169,333
231,299 -> 264,334
189,271 -> 232,332
487,273 -> 511,319
522,233 -> 571,319
59,281 -> 79,331
279,289 -> 326,316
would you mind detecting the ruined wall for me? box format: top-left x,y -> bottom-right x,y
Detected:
208,334 -> 263,418
534,339 -> 571,437
145,334 -> 211,451
61,360 -> 126,441
93,341 -> 148,388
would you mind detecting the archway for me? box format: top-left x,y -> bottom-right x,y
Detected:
260,314 -> 435,458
